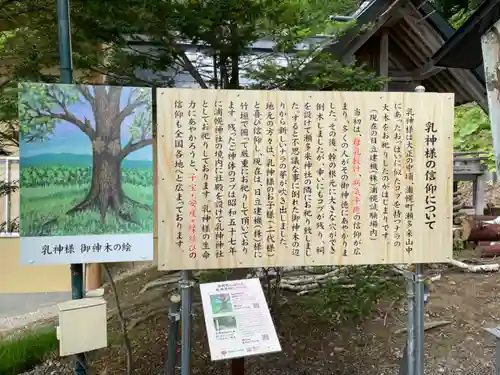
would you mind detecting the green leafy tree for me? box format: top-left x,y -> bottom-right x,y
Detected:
1,0 -> 386,236
433,0 -> 483,20
454,102 -> 494,168
19,83 -> 152,224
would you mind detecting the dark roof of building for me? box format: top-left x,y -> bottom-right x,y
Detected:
318,0 -> 487,108
432,0 -> 500,69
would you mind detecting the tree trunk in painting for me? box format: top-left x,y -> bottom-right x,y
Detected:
68,87 -> 129,223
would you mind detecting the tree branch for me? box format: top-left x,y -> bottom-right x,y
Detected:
115,99 -> 148,125
120,138 -> 153,160
76,85 -> 95,112
23,100 -> 96,140
176,51 -> 208,89
44,91 -> 96,140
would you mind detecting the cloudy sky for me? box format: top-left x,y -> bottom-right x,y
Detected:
20,86 -> 153,162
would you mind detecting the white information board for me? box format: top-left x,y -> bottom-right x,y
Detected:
200,278 -> 282,361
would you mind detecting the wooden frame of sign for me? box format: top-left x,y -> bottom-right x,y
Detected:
156,88 -> 454,271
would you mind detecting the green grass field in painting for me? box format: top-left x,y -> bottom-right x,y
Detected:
20,165 -> 153,237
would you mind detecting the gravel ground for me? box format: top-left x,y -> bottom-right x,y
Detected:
15,267 -> 500,375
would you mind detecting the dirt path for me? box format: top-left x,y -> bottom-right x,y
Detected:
22,266 -> 500,375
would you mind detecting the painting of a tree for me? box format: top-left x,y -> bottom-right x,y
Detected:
19,83 -> 154,239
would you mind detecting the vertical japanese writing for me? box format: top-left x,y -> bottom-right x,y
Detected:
227,101 -> 237,255
392,103 -> 403,248
187,100 -> 197,259
340,103 -> 350,256
291,102 -> 301,257
368,109 -> 379,240
278,101 -> 288,246
404,107 -> 415,253
315,102 -> 326,255
189,174 -> 197,258
164,90 -> 453,268
201,100 -> 211,259
214,100 -> 224,258
303,102 -> 313,257
352,107 -> 362,255
174,99 -> 185,251
253,101 -> 264,258
424,122 -> 438,230
240,101 -> 250,255
265,101 -> 277,257
381,104 -> 391,240
327,103 -> 337,254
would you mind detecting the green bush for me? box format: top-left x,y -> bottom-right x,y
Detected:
0,327 -> 58,375
454,103 -> 494,169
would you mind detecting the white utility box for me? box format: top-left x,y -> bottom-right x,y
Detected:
57,297 -> 107,356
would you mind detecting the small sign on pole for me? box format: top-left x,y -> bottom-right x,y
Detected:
199,278 -> 282,361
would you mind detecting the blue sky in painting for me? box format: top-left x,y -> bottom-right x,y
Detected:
20,86 -> 152,162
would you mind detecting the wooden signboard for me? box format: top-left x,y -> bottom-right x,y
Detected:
157,88 -> 454,270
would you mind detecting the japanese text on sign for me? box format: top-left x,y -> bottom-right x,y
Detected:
157,89 -> 454,270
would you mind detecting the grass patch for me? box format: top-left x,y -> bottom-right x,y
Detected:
297,266 -> 405,324
20,182 -> 153,236
0,327 -> 58,375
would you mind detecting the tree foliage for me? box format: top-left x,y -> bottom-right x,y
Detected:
454,103 -> 494,168
433,0 -> 482,21
19,83 -> 151,147
0,0 -> 390,236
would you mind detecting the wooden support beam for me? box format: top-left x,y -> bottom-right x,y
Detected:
379,30 -> 389,91
339,0 -> 410,64
231,358 -> 245,375
473,175 -> 486,215
85,43 -> 107,292
389,64 -> 444,81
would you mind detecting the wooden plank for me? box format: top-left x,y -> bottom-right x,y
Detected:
379,30 -> 389,92
454,151 -> 489,156
453,157 -> 489,162
339,0 -> 408,64
474,176 -> 486,215
156,89 -> 454,270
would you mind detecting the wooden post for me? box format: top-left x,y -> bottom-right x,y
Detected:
85,43 -> 107,292
379,29 -> 389,92
473,175 -> 486,215
230,358 -> 245,375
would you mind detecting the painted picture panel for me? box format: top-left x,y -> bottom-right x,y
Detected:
19,83 -> 154,264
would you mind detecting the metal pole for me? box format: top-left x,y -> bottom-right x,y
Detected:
70,264 -> 86,374
406,270 -> 415,375
56,0 -> 73,84
166,294 -> 181,375
180,270 -> 194,375
56,0 -> 85,373
414,264 -> 425,375
496,337 -> 500,375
